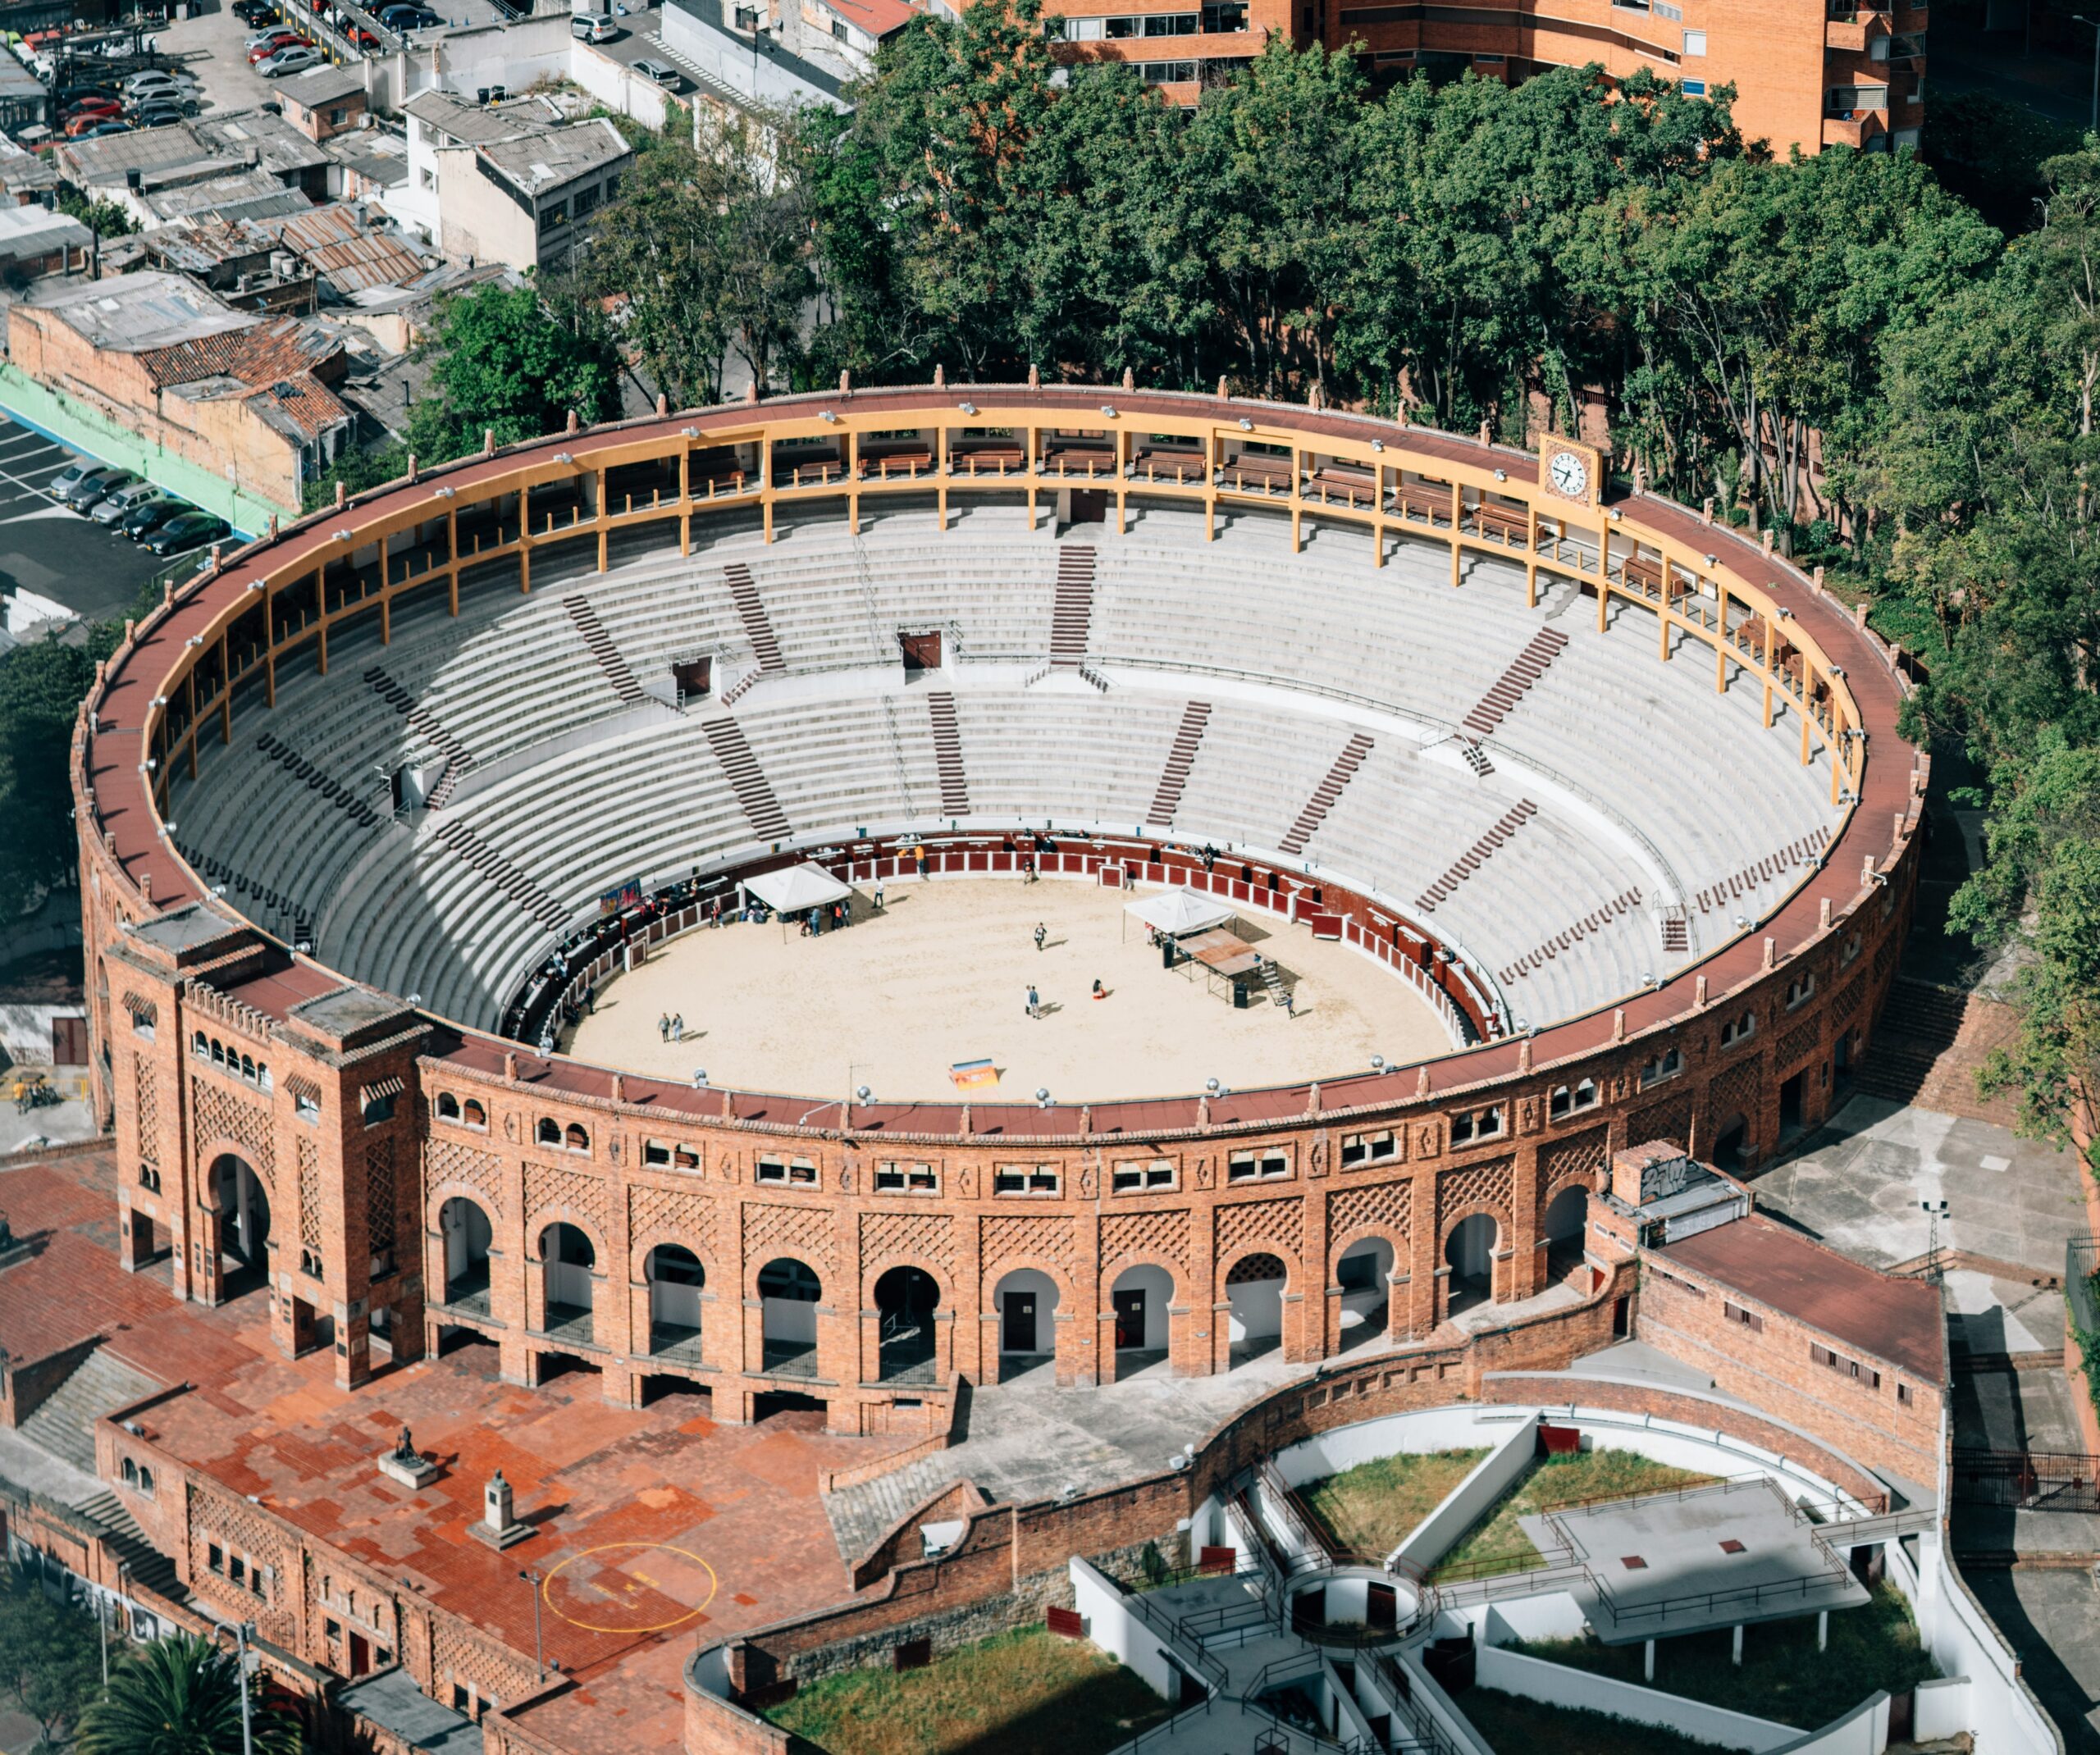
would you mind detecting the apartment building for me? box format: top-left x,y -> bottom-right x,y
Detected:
1044,0 -> 1924,153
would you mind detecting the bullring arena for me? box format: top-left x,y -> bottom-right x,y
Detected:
29,384 -> 2039,1755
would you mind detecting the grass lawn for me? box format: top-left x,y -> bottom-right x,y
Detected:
1459,1684 -> 1747,1755
1431,1449 -> 1719,1580
1506,1582 -> 1939,1730
764,1625 -> 1173,1755
1295,1447 -> 1490,1556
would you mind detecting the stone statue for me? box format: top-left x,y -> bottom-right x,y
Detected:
393,1425 -> 418,1464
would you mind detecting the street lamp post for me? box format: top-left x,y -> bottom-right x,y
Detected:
2078,16 -> 2100,135
519,1569 -> 545,1678
211,1621 -> 257,1755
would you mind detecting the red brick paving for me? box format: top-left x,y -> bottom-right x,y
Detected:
0,1147 -> 913,1753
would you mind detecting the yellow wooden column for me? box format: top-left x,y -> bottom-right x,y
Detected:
1800,685 -> 1813,765
1761,616 -> 1774,727
1116,425 -> 1130,536
847,428 -> 861,535
1524,504 -> 1537,606
1829,702 -> 1844,803
447,507 -> 460,616
1448,482 -> 1460,585
937,421 -> 950,531
678,444 -> 692,557
1714,586 -> 1729,693
185,669 -> 199,778
1658,558 -> 1671,661
596,467 -> 609,573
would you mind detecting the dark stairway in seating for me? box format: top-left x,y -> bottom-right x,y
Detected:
1051,547 -> 1096,668
1415,800 -> 1539,913
1461,627 -> 1570,738
927,692 -> 970,817
1147,701 -> 1212,828
564,595 -> 646,704
365,664 -> 477,807
1661,907 -> 1689,954
724,563 -> 786,672
1278,732 -> 1375,856
75,1490 -> 187,1605
431,820 -> 568,931
703,717 -> 792,841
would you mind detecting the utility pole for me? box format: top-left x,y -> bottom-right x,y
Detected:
2079,17 -> 2100,135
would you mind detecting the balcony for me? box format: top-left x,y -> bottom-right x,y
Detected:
1820,110 -> 1884,148
1823,8 -> 1888,48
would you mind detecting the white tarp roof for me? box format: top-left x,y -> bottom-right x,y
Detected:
746,861 -> 852,914
1124,887 -> 1234,937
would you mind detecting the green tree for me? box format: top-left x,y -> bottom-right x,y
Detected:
55,189 -> 136,239
402,283 -> 623,459
75,1631 -> 301,1755
0,631 -> 114,927
0,1560 -> 103,1751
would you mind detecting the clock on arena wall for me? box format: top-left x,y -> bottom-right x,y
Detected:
1537,434 -> 1602,512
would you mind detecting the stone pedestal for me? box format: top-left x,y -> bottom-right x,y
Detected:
469,1469 -> 532,1550
378,1452 -> 439,1490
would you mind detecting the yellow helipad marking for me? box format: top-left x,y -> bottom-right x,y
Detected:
542,1542 -> 719,1634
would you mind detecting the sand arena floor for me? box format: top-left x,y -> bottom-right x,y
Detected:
563,878 -> 1453,1103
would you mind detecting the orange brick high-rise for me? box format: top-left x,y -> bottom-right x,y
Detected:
1046,0 -> 1924,154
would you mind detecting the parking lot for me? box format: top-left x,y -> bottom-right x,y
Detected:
0,422 -> 178,622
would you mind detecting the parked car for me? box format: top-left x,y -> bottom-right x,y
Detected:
90,480 -> 162,525
256,43 -> 321,72
59,466 -> 135,510
144,510 -> 230,556
121,71 -> 197,100
345,25 -> 380,46
64,112 -> 129,137
62,95 -> 122,118
243,24 -> 299,45
48,457 -> 101,500
570,13 -> 619,39
377,5 -> 441,25
129,94 -> 199,120
631,56 -> 678,86
55,82 -> 124,106
120,66 -> 193,90
120,495 -> 187,540
246,30 -> 304,57
232,0 -> 280,22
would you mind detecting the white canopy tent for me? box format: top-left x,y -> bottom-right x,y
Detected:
745,862 -> 854,916
1123,886 -> 1235,938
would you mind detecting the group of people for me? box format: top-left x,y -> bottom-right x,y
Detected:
658,1012 -> 689,1042
801,901 -> 852,937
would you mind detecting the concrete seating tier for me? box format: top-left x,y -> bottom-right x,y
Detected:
168,503 -> 1840,1036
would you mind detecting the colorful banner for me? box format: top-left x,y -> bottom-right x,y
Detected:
600,878 -> 643,916
949,1058 -> 999,1089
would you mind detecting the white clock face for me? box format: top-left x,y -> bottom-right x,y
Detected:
1550,449 -> 1589,499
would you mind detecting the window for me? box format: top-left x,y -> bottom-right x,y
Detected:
674,1142 -> 700,1170
1721,1011 -> 1756,1047
1897,1382 -> 1912,1406
130,1008 -> 154,1042
1682,78 -> 1707,94
1112,1158 -> 1176,1193
537,200 -> 568,233
1201,0 -> 1246,27
1723,1301 -> 1764,1333
1810,1342 -> 1879,1388
1449,1105 -> 1504,1145
208,1543 -> 224,1574
574,182 -> 600,217
139,1165 -> 161,1193
993,1165 -> 1060,1196
438,1092 -> 461,1120
645,1139 -> 672,1167
875,1161 -> 940,1194
363,1091 -> 396,1125
462,1098 -> 486,1130
1785,973 -> 1816,1010
756,1156 -> 819,1186
1681,27 -> 1705,52
564,1123 -> 590,1153
295,1090 -> 321,1124
1841,932 -> 1863,967
121,1457 -> 137,1486
1227,1147 -> 1290,1183
1340,1130 -> 1397,1169
1549,1078 -> 1599,1119
536,1118 -> 561,1146
328,105 -> 346,123
1637,1047 -> 1684,1088
419,166 -> 436,190
1337,1252 -> 1381,1291
1137,58 -> 1197,82
228,1554 -> 246,1588
193,1031 -> 209,1059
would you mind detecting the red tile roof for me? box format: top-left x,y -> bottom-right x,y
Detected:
1655,1211 -> 1946,1384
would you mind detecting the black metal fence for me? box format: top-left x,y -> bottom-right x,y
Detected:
1952,1448 -> 2100,1514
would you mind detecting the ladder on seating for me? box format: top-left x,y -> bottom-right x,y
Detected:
1146,700 -> 1212,828
1278,732 -> 1374,856
564,595 -> 647,704
723,563 -> 786,672
926,691 -> 970,818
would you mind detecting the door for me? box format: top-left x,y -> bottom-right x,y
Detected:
348,1632 -> 370,1676
1290,1586 -> 1324,1631
1114,1287 -> 1146,1350
1367,1583 -> 1396,1630
1002,1290 -> 1037,1353
1071,489 -> 1107,524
